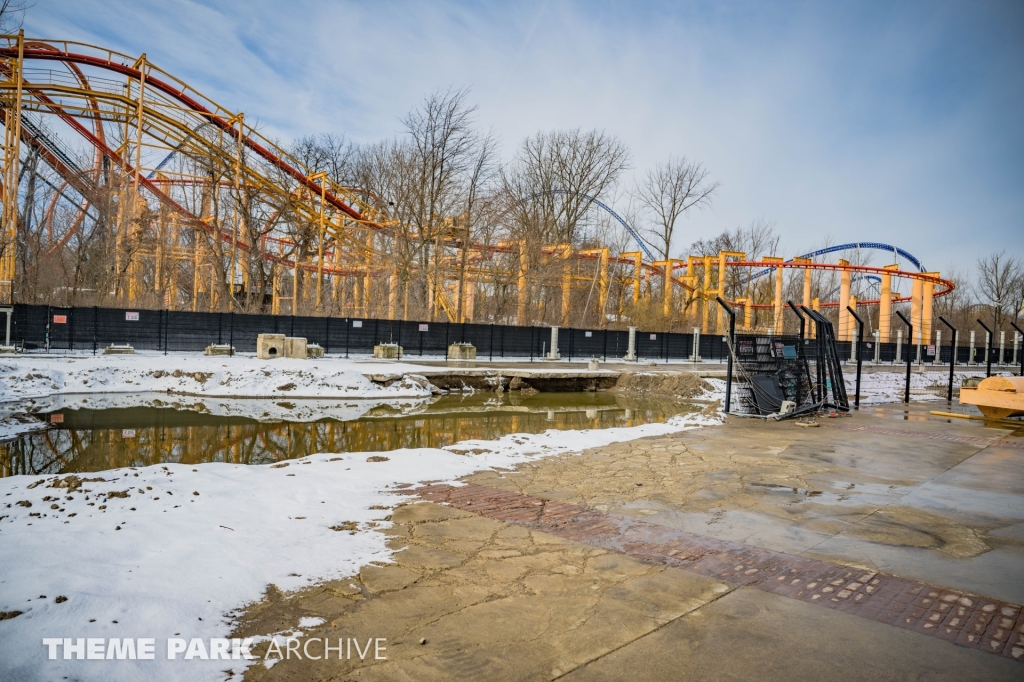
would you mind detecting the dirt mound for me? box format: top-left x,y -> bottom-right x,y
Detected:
612,372 -> 710,399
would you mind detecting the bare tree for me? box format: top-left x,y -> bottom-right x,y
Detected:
975,250 -> 1022,331
502,129 -> 630,245
0,0 -> 31,32
635,156 -> 719,260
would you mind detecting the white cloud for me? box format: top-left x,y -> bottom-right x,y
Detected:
24,0 -> 1024,270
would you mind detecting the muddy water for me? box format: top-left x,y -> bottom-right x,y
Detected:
0,392 -> 701,477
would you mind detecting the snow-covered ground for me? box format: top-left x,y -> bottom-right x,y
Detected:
843,369 -> 991,404
0,353 -> 440,403
0,379 -> 723,682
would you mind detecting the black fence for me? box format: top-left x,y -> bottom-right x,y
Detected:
6,304 -> 1019,367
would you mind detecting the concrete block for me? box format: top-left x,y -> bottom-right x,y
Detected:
102,344 -> 135,355
256,333 -> 286,359
204,344 -> 235,356
374,343 -> 403,359
0,345 -> 16,354
448,343 -> 476,360
284,337 -> 307,359
307,343 -> 325,358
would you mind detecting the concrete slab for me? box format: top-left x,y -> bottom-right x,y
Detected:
561,588 -> 1022,681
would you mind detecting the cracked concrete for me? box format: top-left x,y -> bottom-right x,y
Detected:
236,501 -> 732,681
236,402 -> 1024,680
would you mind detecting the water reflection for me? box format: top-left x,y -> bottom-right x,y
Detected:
1,392 -> 698,476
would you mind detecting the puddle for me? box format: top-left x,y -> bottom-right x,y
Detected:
1,392 -> 701,476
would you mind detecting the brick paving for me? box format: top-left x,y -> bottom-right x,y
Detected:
414,482 -> 1024,663
828,423 -> 1024,449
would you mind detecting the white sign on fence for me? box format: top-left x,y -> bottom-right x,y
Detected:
419,324 -> 429,332
122,429 -> 136,438
352,320 -> 363,328
650,334 -> 657,340
125,311 -> 140,321
585,331 -> 592,337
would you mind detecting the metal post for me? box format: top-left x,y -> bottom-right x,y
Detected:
93,305 -> 98,355
489,323 -> 494,362
939,317 -> 957,402
1012,322 -> 1024,377
873,330 -> 880,364
977,320 -> 992,377
716,297 -> 735,414
1,306 -> 10,347
787,301 -> 805,342
999,330 -> 1005,366
847,306 -> 865,408
895,310 -> 912,404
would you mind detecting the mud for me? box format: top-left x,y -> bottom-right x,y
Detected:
610,371 -> 710,399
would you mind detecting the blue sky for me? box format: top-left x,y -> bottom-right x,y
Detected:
25,0 -> 1024,274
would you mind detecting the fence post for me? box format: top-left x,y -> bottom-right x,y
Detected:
164,309 -> 169,355
345,318 -> 350,358
939,317 -> 957,402
69,307 -> 75,352
218,312 -> 223,345
396,319 -> 402,362
444,322 -> 449,360
324,316 -> 330,355
624,326 -> 637,361
977,320 -> 992,377
895,310 -> 912,403
229,311 -> 235,355
1012,322 -> 1024,377
93,306 -> 98,355
489,324 -> 494,362
716,297 -> 735,414
847,306 -> 864,408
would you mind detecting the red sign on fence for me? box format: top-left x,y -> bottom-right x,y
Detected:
52,315 -> 67,324
126,311 -> 140,321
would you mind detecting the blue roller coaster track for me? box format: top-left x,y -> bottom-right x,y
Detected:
543,189 -> 656,261
740,242 -> 926,286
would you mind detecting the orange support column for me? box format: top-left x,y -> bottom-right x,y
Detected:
879,265 -> 897,342
922,273 -> 936,345
517,240 -> 528,325
837,259 -> 851,341
911,277 -> 923,349
762,257 -> 784,334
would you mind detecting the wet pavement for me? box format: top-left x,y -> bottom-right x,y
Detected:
236,402 -> 1024,681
